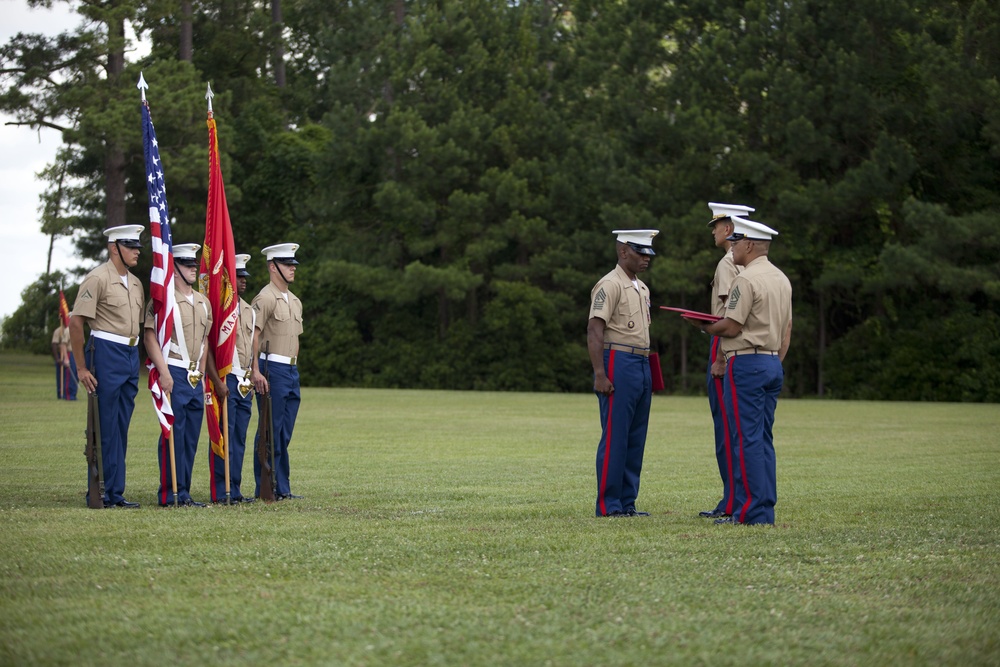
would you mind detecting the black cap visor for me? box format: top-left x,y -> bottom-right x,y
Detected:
626,242 -> 656,257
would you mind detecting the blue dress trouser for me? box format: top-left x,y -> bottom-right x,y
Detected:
254,361 -> 300,497
88,338 -> 139,505
723,354 -> 783,525
209,374 -> 253,501
157,366 -> 204,504
595,349 -> 651,516
707,337 -> 735,515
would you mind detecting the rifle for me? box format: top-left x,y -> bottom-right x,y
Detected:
84,341 -> 105,509
256,341 -> 277,502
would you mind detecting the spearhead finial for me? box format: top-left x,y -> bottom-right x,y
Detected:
137,72 -> 148,102
206,82 -> 214,114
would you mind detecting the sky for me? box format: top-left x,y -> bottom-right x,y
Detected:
0,0 -> 150,320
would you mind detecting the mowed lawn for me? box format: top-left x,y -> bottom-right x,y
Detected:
0,352 -> 998,666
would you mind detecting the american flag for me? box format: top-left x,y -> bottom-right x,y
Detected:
143,100 -> 175,438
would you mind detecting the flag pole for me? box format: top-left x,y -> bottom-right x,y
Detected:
165,393 -> 179,507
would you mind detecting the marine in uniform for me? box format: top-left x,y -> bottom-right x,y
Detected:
700,202 -> 753,520
52,324 -> 78,400
587,229 -> 658,517
70,224 -> 145,508
692,218 -> 792,526
144,243 -> 213,507
207,253 -> 256,503
251,243 -> 304,500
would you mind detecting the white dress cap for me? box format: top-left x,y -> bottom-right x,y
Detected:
727,217 -> 779,241
173,243 -> 201,264
262,243 -> 300,264
612,229 -> 659,256
103,224 -> 144,247
235,253 -> 251,276
708,202 -> 755,226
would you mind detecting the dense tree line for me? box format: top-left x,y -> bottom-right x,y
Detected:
2,0 -> 998,401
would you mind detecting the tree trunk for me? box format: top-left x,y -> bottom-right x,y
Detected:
180,0 -> 193,62
384,0 -> 406,177
679,328 -> 688,393
271,0 -> 286,88
46,233 -> 55,275
817,290 -> 826,397
105,16 -> 127,229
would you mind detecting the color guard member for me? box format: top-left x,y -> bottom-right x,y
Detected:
145,243 -> 213,507
52,322 -> 77,400
207,253 -> 256,503
691,218 -> 792,526
587,229 -> 658,517
251,243 -> 304,500
70,224 -> 145,508
699,202 -> 753,520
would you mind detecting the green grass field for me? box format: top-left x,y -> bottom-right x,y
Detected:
1,352 -> 998,666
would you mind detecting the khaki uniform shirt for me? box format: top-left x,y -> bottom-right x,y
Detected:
52,326 -> 70,346
252,283 -> 303,357
711,248 -> 741,318
72,261 -> 144,337
144,288 -> 213,362
589,264 -> 651,350
233,297 -> 254,371
721,256 -> 792,354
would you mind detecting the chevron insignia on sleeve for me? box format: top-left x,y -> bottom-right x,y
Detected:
593,287 -> 607,311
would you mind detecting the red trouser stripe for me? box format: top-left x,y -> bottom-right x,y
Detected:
726,359 -> 752,523
711,337 -> 735,514
597,350 -> 616,516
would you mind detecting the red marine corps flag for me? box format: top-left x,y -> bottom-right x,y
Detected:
58,290 -> 71,327
200,83 -> 238,490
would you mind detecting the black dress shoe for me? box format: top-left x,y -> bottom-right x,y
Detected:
605,510 -> 626,517
625,509 -> 650,516
108,500 -> 140,509
183,499 -> 207,507
286,493 -> 303,499
714,516 -> 736,525
238,496 -> 256,504
700,509 -> 729,518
